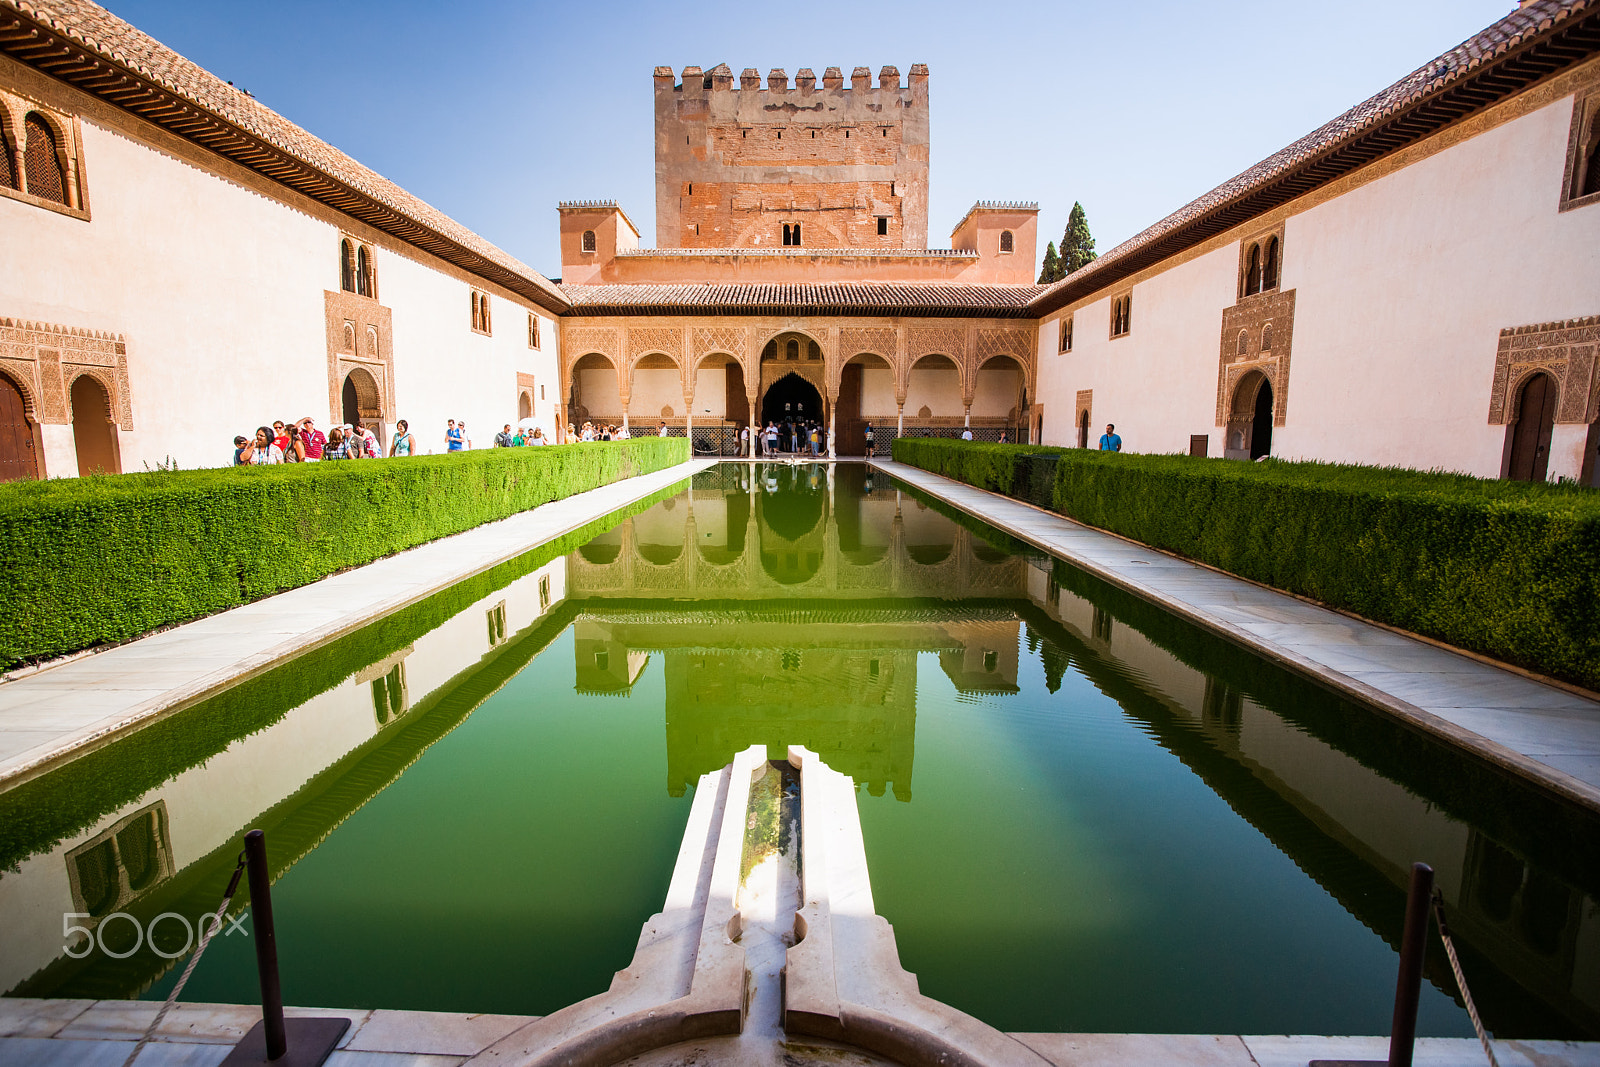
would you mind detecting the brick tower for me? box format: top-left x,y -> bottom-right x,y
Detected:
653,63 -> 930,250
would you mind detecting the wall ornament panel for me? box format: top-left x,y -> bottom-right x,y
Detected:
0,317 -> 132,427
1487,316 -> 1599,426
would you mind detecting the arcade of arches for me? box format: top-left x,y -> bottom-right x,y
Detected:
559,316 -> 1037,454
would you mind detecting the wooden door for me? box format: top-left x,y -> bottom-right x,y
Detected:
1508,374 -> 1557,482
0,375 -> 38,481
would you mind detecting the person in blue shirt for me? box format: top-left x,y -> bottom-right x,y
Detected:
1099,424 -> 1122,452
445,419 -> 465,452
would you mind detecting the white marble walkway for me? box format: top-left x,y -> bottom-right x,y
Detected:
3,999 -> 1598,1066
871,459 -> 1600,813
0,459 -> 714,790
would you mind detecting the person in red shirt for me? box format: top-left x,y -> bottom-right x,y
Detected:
298,416 -> 327,461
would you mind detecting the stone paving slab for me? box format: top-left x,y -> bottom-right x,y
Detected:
0,459 -> 714,791
870,460 -> 1600,813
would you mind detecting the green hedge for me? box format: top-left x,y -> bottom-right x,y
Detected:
891,438 -> 1600,690
0,438 -> 687,670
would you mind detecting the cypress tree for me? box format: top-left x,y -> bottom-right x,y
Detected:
1037,241 -> 1061,284
1062,201 -> 1097,274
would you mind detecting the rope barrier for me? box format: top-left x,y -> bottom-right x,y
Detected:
1432,888 -> 1499,1067
120,853 -> 247,1067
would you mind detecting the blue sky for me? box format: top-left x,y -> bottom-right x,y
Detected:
104,0 -> 1511,279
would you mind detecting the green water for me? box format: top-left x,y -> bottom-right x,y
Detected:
3,463 -> 1598,1039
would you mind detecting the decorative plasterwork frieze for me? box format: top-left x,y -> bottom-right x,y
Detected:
0,317 -> 132,427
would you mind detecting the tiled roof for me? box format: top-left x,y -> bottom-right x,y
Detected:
1030,0 -> 1599,316
561,283 -> 1048,317
0,0 -> 571,313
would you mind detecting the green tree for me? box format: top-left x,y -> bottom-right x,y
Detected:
1037,241 -> 1061,284
1061,201 -> 1097,274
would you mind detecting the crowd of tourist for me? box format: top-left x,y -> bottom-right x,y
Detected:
232,416 -> 415,465
755,419 -> 831,456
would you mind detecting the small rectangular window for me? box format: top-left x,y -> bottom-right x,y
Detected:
528,312 -> 539,349
877,217 -> 888,236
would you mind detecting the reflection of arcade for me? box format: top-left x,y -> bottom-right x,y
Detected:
568,464 -> 1028,600
568,465 -> 1030,799
1021,563 -> 1600,1038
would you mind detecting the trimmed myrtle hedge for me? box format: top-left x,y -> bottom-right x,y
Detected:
0,438 -> 687,670
891,438 -> 1600,691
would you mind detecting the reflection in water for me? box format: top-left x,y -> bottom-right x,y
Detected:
2,465 -> 1598,1040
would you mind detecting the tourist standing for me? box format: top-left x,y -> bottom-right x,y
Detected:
271,421 -> 289,452
495,424 -> 513,447
960,426 -> 973,441
658,421 -> 669,437
529,427 -> 547,445
324,427 -> 350,459
864,422 -> 875,458
446,419 -> 464,452
232,435 -> 249,466
283,423 -> 305,462
765,422 -> 777,456
1099,424 -> 1122,452
358,422 -> 379,457
389,419 -> 414,457
299,417 -> 325,461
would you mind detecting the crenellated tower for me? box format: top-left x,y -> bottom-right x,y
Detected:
653,63 -> 930,250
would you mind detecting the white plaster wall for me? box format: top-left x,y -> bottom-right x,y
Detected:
971,366 -> 1021,417
0,109 -> 558,470
859,366 -> 897,416
629,368 -> 683,417
1034,91 -> 1600,478
693,366 -> 728,419
903,366 -> 963,416
577,366 -> 623,416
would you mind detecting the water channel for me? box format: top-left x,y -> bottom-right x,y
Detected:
2,463 -> 1597,1040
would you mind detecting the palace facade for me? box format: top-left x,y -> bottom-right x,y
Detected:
0,0 -> 1596,482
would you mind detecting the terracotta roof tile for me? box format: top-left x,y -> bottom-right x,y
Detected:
3,0 -> 569,311
1030,0 -> 1598,315
561,282 -> 1047,317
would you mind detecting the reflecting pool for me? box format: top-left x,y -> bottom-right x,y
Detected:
2,464 -> 1597,1039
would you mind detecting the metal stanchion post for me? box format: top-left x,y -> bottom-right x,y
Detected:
221,829 -> 350,1066
1309,861 -> 1434,1067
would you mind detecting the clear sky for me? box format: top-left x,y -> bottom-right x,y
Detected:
102,0 -> 1512,280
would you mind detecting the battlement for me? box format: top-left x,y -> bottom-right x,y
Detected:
559,200 -> 621,211
654,61 -> 931,250
655,63 -> 927,92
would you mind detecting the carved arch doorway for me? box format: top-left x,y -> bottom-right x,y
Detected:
1506,372 -> 1557,482
0,373 -> 39,481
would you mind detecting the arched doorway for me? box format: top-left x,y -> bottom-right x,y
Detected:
1226,371 -> 1273,460
1507,372 -> 1557,482
0,373 -> 39,481
1250,379 -> 1274,459
761,372 -> 823,427
518,391 -> 532,422
570,353 -> 621,428
341,366 -> 384,450
70,375 -> 119,475
835,353 -> 891,456
1077,408 -> 1089,449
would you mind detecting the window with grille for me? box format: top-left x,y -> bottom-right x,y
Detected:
0,123 -> 15,190
582,229 -> 596,253
999,230 -> 1014,254
23,113 -> 66,204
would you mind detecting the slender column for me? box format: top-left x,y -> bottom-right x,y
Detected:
896,401 -> 904,435
964,405 -> 971,428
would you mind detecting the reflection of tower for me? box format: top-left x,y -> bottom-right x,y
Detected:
573,619 -> 651,694
659,638 -> 917,799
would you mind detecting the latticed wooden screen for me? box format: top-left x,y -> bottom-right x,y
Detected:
0,128 -> 16,190
23,115 -> 65,204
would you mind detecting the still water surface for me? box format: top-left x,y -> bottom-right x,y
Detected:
2,463 -> 1596,1038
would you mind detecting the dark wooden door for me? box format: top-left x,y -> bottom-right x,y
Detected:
1509,374 -> 1557,482
0,375 -> 38,481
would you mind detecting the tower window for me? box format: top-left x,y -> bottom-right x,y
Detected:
999,230 -> 1014,254
1060,316 -> 1073,353
1263,236 -> 1280,290
1110,294 -> 1132,338
471,290 -> 492,334
782,223 -> 802,246
877,216 -> 888,236
581,229 -> 596,253
528,312 -> 540,348
23,113 -> 66,205
1242,243 -> 1262,297
355,244 -> 373,298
